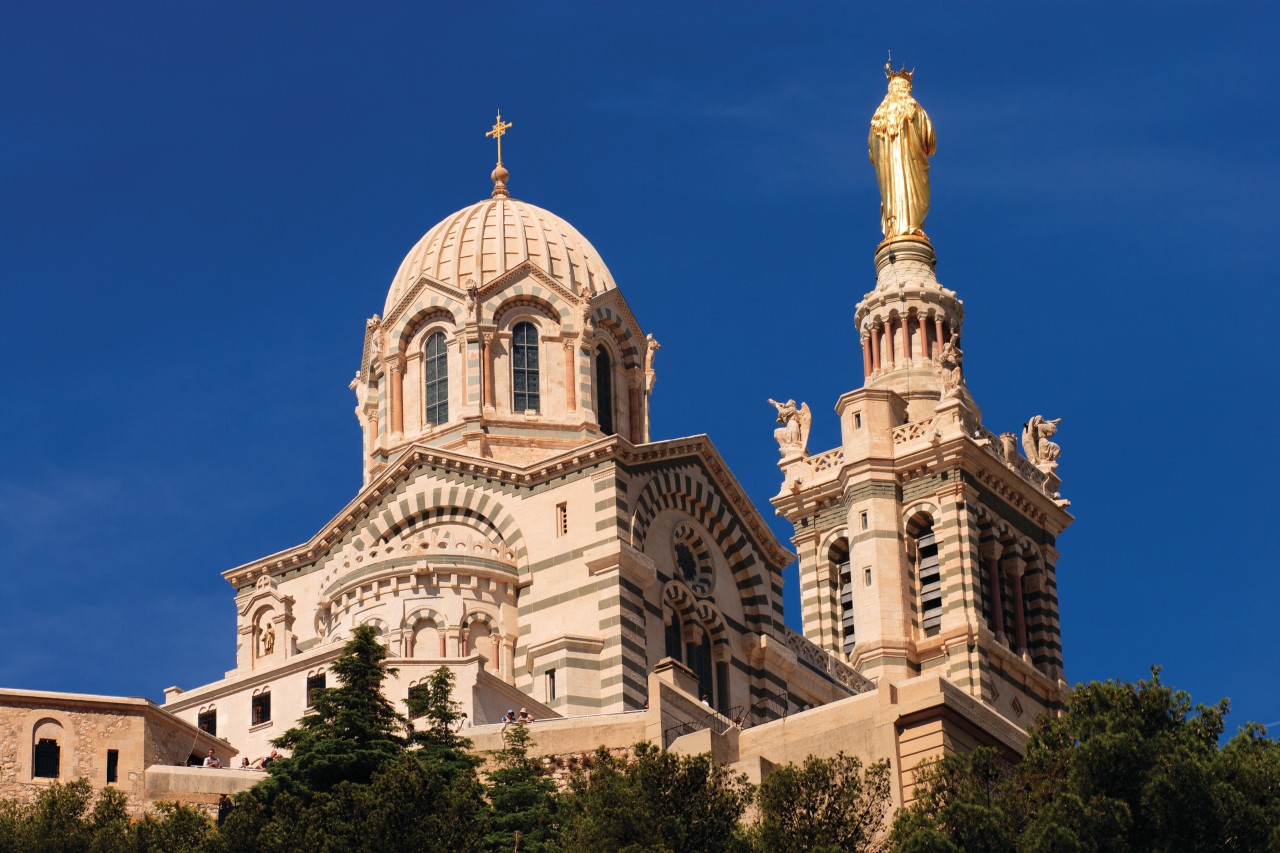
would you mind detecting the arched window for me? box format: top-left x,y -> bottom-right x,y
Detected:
32,719 -> 63,779
687,624 -> 714,707
512,322 -> 540,413
664,606 -> 683,664
915,524 -> 942,636
424,331 -> 448,426
595,345 -> 614,435
829,538 -> 854,655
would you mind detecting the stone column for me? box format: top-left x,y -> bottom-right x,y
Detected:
482,334 -> 496,409
386,356 -> 405,434
886,318 -> 896,366
861,335 -> 872,378
563,341 -> 577,410
902,315 -> 911,362
872,325 -> 882,372
628,372 -> 643,443
362,404 -> 378,456
935,317 -> 945,353
918,313 -> 929,360
501,634 -> 516,682
1007,554 -> 1028,654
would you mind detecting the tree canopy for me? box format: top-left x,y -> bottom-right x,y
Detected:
892,668 -> 1280,852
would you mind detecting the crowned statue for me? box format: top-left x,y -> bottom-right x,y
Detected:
868,59 -> 937,240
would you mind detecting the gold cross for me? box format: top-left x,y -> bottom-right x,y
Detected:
485,110 -> 513,166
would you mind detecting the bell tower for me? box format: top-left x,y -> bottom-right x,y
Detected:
770,68 -> 1073,725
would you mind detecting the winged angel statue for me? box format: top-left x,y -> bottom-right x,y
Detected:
768,399 -> 811,457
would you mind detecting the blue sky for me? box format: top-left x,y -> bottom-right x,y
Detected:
2,2 -> 1277,730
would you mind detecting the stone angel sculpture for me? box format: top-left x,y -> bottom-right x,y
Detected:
1022,415 -> 1062,471
939,338 -> 964,398
769,398 -> 811,456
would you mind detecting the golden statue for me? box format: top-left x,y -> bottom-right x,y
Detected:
868,61 -> 936,240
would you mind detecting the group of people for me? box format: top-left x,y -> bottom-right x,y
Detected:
500,708 -> 536,724
200,748 -> 281,770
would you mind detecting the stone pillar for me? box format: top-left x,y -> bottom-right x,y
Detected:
563,341 -> 577,410
902,315 -> 911,361
386,356 -> 405,434
917,312 -> 929,360
363,404 -> 378,455
501,634 -> 516,682
1007,555 -> 1028,654
482,334 -> 496,409
872,325 -> 882,372
886,319 -> 896,366
628,373 -> 643,443
861,335 -> 872,378
935,317 -> 945,353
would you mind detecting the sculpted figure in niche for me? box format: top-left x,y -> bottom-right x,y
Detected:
868,61 -> 937,240
768,398 -> 811,456
938,338 -> 964,397
261,622 -> 276,656
1022,415 -> 1062,471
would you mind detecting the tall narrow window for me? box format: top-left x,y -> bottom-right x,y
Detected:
830,538 -> 854,655
595,346 -> 614,435
512,322 -> 540,413
251,692 -> 271,725
917,527 -> 942,636
306,674 -> 326,707
688,626 -> 714,707
424,331 -> 449,426
407,684 -> 426,720
197,709 -> 217,737
664,608 -> 683,664
106,750 -> 119,784
33,739 -> 59,778
546,669 -> 557,703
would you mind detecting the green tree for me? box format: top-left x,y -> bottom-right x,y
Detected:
404,665 -> 478,781
266,625 -> 407,796
130,800 -> 215,852
484,723 -> 559,852
753,752 -> 892,853
557,742 -> 753,853
891,668 -> 1280,852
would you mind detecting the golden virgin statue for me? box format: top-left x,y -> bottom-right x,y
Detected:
868,62 -> 936,240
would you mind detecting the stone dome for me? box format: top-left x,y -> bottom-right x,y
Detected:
385,196 -> 616,315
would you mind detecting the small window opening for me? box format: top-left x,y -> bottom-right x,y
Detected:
106,750 -> 119,784
546,669 -> 557,703
306,674 -> 326,707
197,709 -> 217,737
864,567 -> 873,587
854,412 -> 863,430
556,502 -> 568,537
251,693 -> 272,725
860,511 -> 869,530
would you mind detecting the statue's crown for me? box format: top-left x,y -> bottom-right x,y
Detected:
884,61 -> 914,83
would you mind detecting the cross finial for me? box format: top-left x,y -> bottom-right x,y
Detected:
486,110 -> 513,167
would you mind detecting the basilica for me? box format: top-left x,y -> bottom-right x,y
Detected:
1,70 -> 1072,812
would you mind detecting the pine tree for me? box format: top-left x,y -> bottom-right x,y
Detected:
484,723 -> 559,852
267,625 -> 407,796
404,665 -> 478,781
